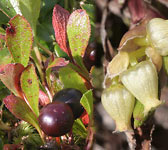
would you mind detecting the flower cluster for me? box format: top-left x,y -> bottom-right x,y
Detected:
101,17 -> 168,132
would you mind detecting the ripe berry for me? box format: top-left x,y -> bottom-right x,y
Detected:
53,88 -> 84,119
83,43 -> 96,70
38,101 -> 74,137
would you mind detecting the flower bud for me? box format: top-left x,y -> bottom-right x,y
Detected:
101,84 -> 135,132
147,18 -> 168,56
120,61 -> 162,115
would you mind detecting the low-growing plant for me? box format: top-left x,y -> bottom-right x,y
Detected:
0,0 -> 94,149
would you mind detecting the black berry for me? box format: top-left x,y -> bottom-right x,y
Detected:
53,88 -> 84,119
38,101 -> 74,137
83,43 -> 96,70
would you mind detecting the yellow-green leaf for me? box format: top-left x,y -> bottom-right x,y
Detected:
6,15 -> 33,67
59,65 -> 87,93
18,0 -> 41,35
20,64 -> 39,116
80,90 -> 93,121
67,9 -> 91,58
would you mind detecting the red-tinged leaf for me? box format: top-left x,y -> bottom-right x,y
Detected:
52,5 -> 70,56
67,9 -> 91,58
45,57 -> 69,93
47,57 -> 69,70
6,15 -> 33,67
80,111 -> 89,125
20,64 -> 39,116
3,94 -> 42,136
39,90 -> 50,106
3,144 -> 21,150
128,0 -> 163,24
0,63 -> 24,97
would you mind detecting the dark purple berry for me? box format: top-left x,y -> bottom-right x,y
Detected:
83,43 -> 96,70
89,50 -> 96,62
53,88 -> 84,119
38,101 -> 74,137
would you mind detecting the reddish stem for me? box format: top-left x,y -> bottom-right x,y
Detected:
86,126 -> 94,150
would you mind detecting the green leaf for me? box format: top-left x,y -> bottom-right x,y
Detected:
0,47 -> 12,65
0,64 -> 24,97
3,94 -> 42,138
67,9 -> 91,58
40,0 -> 59,20
54,43 -> 69,59
18,0 -> 41,35
37,0 -> 55,43
46,57 -> 69,92
133,100 -> 146,128
68,62 -> 89,81
80,90 -> 93,120
6,15 -> 33,67
0,0 -> 16,18
36,23 -> 54,43
73,55 -> 89,76
0,81 -> 10,101
81,4 -> 95,43
0,81 -> 5,90
0,11 -> 9,24
20,64 -> 39,116
73,119 -> 87,138
81,4 -> 95,21
59,65 -> 87,93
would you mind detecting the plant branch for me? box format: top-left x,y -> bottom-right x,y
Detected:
134,117 -> 155,150
0,8 -> 10,19
86,112 -> 94,150
36,126 -> 45,144
125,131 -> 136,150
33,46 -> 45,81
33,46 -> 53,102
86,126 -> 94,150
